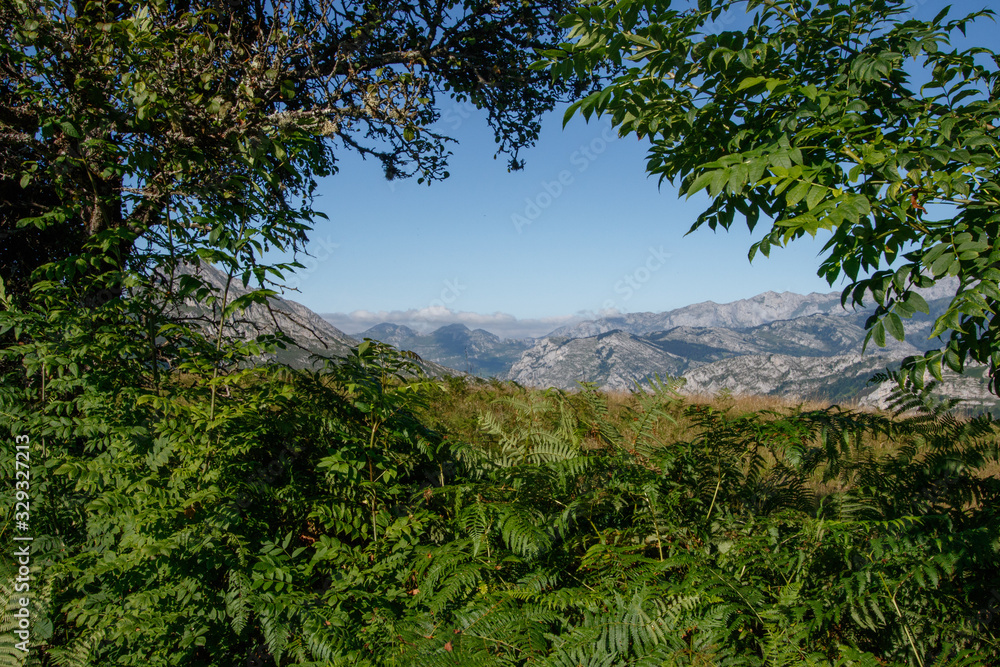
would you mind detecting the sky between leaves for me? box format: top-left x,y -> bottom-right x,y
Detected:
275,0 -> 999,340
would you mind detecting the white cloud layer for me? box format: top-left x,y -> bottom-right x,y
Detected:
321,307 -> 596,340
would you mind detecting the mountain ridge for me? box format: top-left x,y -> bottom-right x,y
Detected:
349,277 -> 995,410
175,263 -> 460,376
357,321 -> 531,376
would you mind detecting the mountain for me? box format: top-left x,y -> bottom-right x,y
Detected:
502,280 -> 996,409
359,323 -> 419,349
506,325 -> 997,409
504,311 -> 928,394
548,291 -> 846,338
680,350 -> 904,402
682,352 -> 998,411
359,323 -> 531,376
175,263 -> 458,376
546,278 -> 961,339
176,261 -> 357,364
317,278 -> 991,410
644,312 -> 922,366
505,331 -> 688,392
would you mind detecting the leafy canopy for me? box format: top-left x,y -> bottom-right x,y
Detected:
1,0 -> 590,314
0,3 -> 591,662
543,0 -> 1000,391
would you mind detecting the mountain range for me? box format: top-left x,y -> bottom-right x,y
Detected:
504,311 -> 921,401
173,264 -> 997,411
174,263 -> 457,376
357,323 -> 531,376
547,278 -> 960,338
352,280 -> 999,412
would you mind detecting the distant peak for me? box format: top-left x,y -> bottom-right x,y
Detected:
435,323 -> 472,333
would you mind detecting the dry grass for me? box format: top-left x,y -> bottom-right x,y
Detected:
420,377 -> 999,499
681,391 -> 836,414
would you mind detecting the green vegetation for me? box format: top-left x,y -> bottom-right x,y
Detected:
2,0 -> 999,664
544,0 -> 1000,391
2,343 -> 999,664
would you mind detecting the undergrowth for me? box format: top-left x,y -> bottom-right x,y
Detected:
1,335 -> 998,665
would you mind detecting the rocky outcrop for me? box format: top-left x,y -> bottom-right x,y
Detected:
680,351 -> 900,402
504,331 -> 687,391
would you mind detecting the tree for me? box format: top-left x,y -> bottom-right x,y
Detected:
0,0 -> 596,414
544,0 -> 1000,391
0,2 -> 591,662
1,0 -> 589,311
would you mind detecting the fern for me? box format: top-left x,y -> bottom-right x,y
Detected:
0,561 -> 29,667
576,382 -> 625,449
6,321 -> 998,665
44,629 -> 106,667
870,369 -> 962,417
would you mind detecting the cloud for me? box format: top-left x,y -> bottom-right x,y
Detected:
321,307 -> 591,340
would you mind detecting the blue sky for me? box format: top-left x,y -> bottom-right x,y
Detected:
283,0 -> 997,339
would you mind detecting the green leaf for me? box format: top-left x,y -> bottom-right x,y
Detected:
930,250 -> 955,277
944,345 -> 963,372
885,312 -> 905,341
736,76 -> 767,91
709,169 -> 728,197
785,181 -> 811,207
727,163 -> 748,194
872,321 -> 886,348
805,184 -> 826,210
928,355 -> 944,381
905,291 -> 930,315
60,121 -> 81,138
687,170 -> 715,195
625,32 -> 656,48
